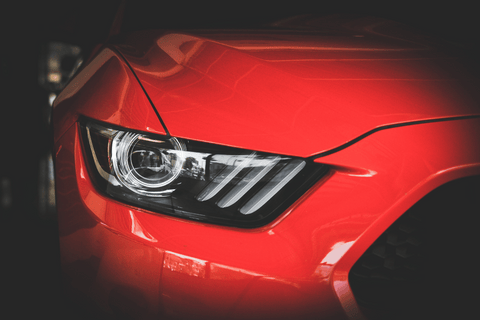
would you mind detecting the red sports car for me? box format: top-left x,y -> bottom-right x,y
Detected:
53,13 -> 480,320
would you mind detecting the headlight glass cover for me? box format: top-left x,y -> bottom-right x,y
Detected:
81,120 -> 328,227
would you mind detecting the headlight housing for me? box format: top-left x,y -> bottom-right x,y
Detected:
81,119 -> 328,227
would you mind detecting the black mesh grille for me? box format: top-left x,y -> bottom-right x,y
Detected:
349,208 -> 425,308
349,175 -> 480,319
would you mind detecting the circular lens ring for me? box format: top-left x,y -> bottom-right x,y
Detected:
112,132 -> 185,195
129,136 -> 185,188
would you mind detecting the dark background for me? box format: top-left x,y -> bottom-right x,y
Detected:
1,1 -> 478,319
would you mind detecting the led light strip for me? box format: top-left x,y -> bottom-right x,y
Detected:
86,125 -> 117,182
217,156 -> 280,208
196,153 -> 256,202
240,159 -> 305,215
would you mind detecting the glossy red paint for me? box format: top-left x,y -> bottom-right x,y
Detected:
114,19 -> 480,157
53,14 -> 480,320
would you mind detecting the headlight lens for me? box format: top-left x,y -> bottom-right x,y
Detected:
112,133 -> 186,194
82,120 -> 328,227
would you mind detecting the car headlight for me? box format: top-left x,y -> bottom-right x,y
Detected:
81,119 -> 328,227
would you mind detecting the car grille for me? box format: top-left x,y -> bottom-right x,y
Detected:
349,175 -> 480,319
349,201 -> 425,310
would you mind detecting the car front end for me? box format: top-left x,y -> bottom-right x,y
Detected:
53,15 -> 480,319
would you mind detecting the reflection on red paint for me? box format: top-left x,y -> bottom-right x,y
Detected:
129,211 -> 157,242
164,251 -> 207,278
321,241 -> 354,265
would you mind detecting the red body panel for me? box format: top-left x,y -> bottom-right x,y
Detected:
113,21 -> 480,157
53,15 -> 480,320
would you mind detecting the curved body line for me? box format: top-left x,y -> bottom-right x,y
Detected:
312,114 -> 480,159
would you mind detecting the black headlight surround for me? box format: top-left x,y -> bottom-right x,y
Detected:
80,118 -> 329,228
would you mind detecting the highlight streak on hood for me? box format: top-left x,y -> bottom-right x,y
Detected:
114,16 -> 480,157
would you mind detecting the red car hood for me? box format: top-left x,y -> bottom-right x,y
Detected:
114,16 -> 480,157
